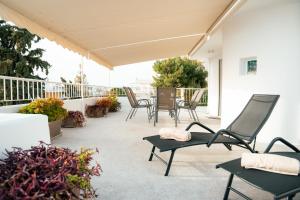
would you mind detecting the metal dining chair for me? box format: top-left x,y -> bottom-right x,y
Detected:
154,87 -> 177,127
123,87 -> 152,122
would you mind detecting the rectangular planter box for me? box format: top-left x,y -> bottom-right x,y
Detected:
48,120 -> 62,139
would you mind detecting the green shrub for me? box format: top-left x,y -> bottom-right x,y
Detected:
109,88 -> 126,96
19,98 -> 67,122
152,57 -> 208,88
108,94 -> 121,112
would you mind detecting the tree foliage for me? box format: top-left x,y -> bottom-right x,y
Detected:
0,20 -> 51,79
74,66 -> 88,85
152,57 -> 208,88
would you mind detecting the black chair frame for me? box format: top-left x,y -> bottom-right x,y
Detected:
219,137 -> 300,200
143,94 -> 280,176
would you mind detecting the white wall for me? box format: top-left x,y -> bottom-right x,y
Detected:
63,97 -> 98,112
221,0 -> 300,144
207,58 -> 220,117
0,97 -> 100,113
0,113 -> 50,158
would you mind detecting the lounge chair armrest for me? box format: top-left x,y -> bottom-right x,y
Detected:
185,122 -> 215,134
176,100 -> 189,105
207,129 -> 255,153
264,137 -> 300,153
138,99 -> 151,105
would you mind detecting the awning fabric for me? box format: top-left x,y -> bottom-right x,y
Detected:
0,0 -> 234,68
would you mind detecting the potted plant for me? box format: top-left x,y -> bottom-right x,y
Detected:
62,111 -> 86,128
108,94 -> 121,112
96,97 -> 112,115
85,105 -> 105,118
0,142 -> 101,199
19,98 -> 67,139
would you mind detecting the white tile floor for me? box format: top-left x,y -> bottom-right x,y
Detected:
53,102 -> 299,200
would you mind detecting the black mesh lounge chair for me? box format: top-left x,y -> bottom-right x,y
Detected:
123,87 -> 152,122
154,87 -> 177,127
143,94 -> 279,176
217,137 -> 300,200
177,89 -> 205,122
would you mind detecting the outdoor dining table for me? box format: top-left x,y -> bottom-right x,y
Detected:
150,94 -> 180,126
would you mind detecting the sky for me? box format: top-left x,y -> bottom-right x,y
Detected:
34,39 -> 156,87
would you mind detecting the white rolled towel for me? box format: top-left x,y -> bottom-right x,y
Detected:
159,128 -> 191,142
241,153 -> 300,176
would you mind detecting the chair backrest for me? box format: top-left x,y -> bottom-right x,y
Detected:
190,89 -> 200,102
123,87 -> 136,108
156,87 -> 176,110
128,87 -> 139,105
226,94 -> 280,142
190,89 -> 205,110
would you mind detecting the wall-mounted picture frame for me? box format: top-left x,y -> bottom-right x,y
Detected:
240,57 -> 257,75
246,59 -> 257,74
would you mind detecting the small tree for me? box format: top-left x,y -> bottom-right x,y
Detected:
0,20 -> 51,105
152,57 -> 207,88
74,65 -> 88,85
0,20 -> 51,79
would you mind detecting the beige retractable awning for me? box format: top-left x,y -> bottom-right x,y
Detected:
0,0 -> 240,68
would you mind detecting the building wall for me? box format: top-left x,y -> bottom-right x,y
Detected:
220,0 -> 300,144
0,114 -> 50,158
207,58 -> 221,117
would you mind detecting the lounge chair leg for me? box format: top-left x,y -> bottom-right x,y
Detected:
224,144 -> 232,151
187,109 -> 193,120
146,107 -> 150,122
148,146 -> 156,161
287,194 -> 295,200
165,150 -> 176,176
177,108 -> 181,123
194,110 -> 200,122
132,108 -> 138,117
129,108 -> 135,119
190,109 -> 196,121
253,137 -> 257,152
223,173 -> 234,200
125,108 -> 133,121
175,109 -> 177,127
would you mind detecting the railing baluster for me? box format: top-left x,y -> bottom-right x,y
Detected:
22,80 -> 25,100
3,78 -> 6,101
41,82 -> 44,98
32,81 -> 35,99
27,81 -> 30,100
37,81 -> 39,98
10,79 -> 13,101
16,80 -> 19,101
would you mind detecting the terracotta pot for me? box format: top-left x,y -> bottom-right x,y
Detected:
85,105 -> 104,118
48,120 -> 62,139
62,116 -> 76,128
103,107 -> 109,115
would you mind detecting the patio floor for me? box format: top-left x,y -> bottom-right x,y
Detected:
53,101 -> 298,200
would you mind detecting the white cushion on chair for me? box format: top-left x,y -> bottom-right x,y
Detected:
159,128 -> 191,142
241,153 -> 300,176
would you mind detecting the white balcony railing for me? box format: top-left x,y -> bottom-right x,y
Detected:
0,75 -> 115,102
0,75 -> 207,106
